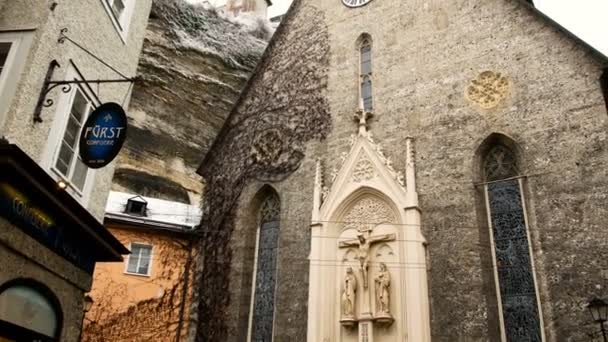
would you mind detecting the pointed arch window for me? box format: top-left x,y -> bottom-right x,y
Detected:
249,192 -> 281,342
359,37 -> 373,111
483,144 -> 544,342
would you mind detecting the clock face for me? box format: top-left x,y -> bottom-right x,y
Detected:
342,0 -> 374,8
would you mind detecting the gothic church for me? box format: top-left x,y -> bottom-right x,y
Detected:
195,0 -> 608,341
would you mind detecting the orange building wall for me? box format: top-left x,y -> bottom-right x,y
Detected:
82,225 -> 196,342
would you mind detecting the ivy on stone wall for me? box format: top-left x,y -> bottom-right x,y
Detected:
196,1 -> 331,340
82,233 -> 197,342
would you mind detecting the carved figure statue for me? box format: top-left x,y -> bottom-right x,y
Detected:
356,234 -> 371,288
374,263 -> 391,316
341,267 -> 357,318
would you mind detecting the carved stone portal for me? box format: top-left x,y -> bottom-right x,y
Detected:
465,71 -> 510,109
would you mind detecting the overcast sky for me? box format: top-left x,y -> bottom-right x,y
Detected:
536,0 -> 607,56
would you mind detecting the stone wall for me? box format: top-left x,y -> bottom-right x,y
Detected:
195,0 -> 331,340
196,0 -> 608,341
0,218 -> 92,342
323,0 -> 607,340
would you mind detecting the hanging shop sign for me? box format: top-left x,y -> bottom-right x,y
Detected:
79,102 -> 127,169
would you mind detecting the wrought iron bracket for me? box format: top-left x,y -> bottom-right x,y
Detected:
32,28 -> 138,123
33,61 -> 137,123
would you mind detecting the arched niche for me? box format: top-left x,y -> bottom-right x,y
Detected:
329,189 -> 403,342
329,186 -> 402,233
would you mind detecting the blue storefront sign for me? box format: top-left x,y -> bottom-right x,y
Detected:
0,183 -> 95,272
79,102 -> 127,169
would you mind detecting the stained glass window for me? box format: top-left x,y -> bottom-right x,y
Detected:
484,145 -> 542,342
251,194 -> 280,342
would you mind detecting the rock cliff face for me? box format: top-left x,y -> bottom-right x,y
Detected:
112,0 -> 270,204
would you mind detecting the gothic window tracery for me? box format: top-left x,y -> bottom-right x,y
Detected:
483,143 -> 542,342
483,145 -> 519,182
359,36 -> 373,111
250,192 -> 281,342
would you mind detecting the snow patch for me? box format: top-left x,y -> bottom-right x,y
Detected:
105,191 -> 202,228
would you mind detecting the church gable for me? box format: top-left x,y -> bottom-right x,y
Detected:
192,0 -> 608,340
319,115 -> 408,220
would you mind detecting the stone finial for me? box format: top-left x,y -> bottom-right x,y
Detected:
354,99 -> 373,136
312,159 -> 323,222
405,137 -> 418,204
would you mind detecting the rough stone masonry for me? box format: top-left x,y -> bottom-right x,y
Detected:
195,0 -> 608,340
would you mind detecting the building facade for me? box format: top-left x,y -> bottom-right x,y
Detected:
83,191 -> 200,342
0,1 -> 151,341
195,0 -> 608,341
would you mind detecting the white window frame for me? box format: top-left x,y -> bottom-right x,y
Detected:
124,242 -> 153,277
41,65 -> 96,206
100,0 -> 136,43
0,30 -> 34,134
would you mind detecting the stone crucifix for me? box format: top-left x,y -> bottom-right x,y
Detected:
339,228 -> 396,289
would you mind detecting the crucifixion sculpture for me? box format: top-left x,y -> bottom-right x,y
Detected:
339,228 -> 396,289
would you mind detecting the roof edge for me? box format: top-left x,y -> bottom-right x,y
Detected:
521,0 -> 608,63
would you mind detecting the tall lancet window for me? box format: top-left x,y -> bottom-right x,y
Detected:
250,193 -> 281,342
483,144 -> 543,342
359,36 -> 373,111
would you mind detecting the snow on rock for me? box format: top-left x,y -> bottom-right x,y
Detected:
112,0 -> 268,204
160,0 -> 270,68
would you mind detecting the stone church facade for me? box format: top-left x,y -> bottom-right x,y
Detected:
195,0 -> 608,341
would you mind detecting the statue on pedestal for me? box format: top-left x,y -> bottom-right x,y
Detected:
340,267 -> 357,326
374,262 -> 393,324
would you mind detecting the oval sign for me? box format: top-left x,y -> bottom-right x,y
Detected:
78,102 -> 127,169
